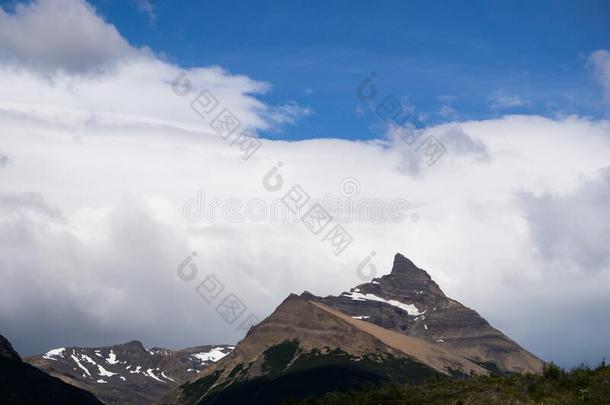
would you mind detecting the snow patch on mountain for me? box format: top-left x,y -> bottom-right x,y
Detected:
71,354 -> 91,377
106,350 -> 119,364
192,347 -> 229,362
342,291 -> 425,316
161,371 -> 175,382
149,348 -> 171,355
146,368 -> 164,382
98,364 -> 117,377
42,347 -> 65,360
80,354 -> 97,365
130,366 -> 142,374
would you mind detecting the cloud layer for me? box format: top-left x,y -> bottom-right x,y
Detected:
0,1 -> 609,368
0,0 -> 139,74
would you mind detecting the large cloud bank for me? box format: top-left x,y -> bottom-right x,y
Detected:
0,0 -> 609,367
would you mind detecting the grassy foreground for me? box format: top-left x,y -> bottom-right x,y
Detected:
289,362 -> 610,405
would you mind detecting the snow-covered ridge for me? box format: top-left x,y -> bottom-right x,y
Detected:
342,291 -> 426,316
36,344 -> 235,385
42,347 -> 65,360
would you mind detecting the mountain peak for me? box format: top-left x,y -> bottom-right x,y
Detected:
391,253 -> 429,278
168,253 -> 543,404
116,340 -> 146,352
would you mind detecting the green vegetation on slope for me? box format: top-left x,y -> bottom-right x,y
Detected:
177,371 -> 220,404
193,340 -> 446,404
291,362 -> 610,405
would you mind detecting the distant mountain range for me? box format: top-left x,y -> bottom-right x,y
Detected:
2,253 -> 546,404
161,253 -> 542,404
25,341 -> 234,404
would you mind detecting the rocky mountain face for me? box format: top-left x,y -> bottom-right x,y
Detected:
0,334 -> 102,405
163,253 -> 543,405
26,341 -> 234,405
306,253 -> 543,374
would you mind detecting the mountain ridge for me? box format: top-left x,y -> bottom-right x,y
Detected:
26,340 -> 234,405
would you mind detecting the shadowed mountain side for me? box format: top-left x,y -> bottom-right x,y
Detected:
0,334 -> 102,405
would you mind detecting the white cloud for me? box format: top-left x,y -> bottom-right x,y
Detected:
0,0 -> 143,75
386,122 -> 488,175
0,0 -> 609,369
490,90 -> 530,110
2,99 -> 610,367
590,49 -> 610,103
520,167 -> 610,271
262,101 -> 313,130
0,61 -> 272,133
436,95 -> 459,120
438,104 -> 459,120
0,0 -> 307,134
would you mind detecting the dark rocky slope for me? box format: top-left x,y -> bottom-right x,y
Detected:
0,334 -> 102,405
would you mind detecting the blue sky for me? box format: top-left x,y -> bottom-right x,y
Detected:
76,0 -> 610,140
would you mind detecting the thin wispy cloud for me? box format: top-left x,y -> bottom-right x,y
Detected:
590,49 -> 610,104
490,90 -> 531,110
135,0 -> 156,24
437,96 -> 459,120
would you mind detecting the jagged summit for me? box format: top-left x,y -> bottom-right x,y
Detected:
382,253 -> 445,297
391,252 -> 427,275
